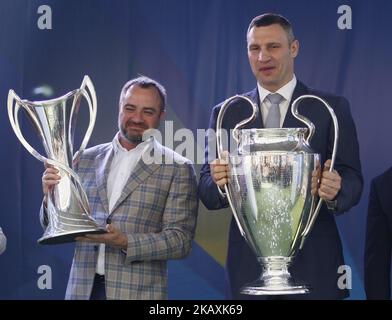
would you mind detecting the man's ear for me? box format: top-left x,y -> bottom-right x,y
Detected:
291,39 -> 299,58
159,109 -> 166,120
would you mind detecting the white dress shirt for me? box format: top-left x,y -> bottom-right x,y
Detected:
96,134 -> 153,275
257,75 -> 297,127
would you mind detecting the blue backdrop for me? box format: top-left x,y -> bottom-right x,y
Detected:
0,0 -> 391,299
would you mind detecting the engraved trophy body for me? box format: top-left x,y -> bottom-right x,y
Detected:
216,95 -> 339,295
8,76 -> 105,244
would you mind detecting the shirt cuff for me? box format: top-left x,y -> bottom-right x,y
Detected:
325,199 -> 338,212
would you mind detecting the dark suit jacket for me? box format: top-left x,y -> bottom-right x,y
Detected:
198,81 -> 363,300
365,167 -> 392,300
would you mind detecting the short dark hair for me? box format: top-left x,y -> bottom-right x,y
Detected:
247,13 -> 295,43
119,76 -> 167,111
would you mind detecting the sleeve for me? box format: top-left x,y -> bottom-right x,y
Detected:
329,96 -> 363,214
198,105 -> 230,210
364,178 -> 391,299
123,162 -> 198,263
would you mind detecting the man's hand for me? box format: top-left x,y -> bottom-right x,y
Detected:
210,151 -> 230,190
75,224 -> 128,250
311,161 -> 321,196
42,162 -> 61,206
318,159 -> 341,201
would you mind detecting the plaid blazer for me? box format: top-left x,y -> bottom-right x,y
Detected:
41,138 -> 198,299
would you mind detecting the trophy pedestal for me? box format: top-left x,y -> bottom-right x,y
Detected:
38,228 -> 106,245
39,206 -> 107,245
240,256 -> 310,296
241,279 -> 310,296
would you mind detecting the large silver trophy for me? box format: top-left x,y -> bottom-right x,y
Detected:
8,76 -> 105,245
216,95 -> 338,295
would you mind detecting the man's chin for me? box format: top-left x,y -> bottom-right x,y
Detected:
126,135 -> 143,144
120,131 -> 143,144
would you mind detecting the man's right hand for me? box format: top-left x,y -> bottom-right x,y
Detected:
42,162 -> 61,206
210,151 -> 230,190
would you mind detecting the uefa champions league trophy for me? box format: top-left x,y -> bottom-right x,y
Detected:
8,76 -> 105,244
216,94 -> 339,295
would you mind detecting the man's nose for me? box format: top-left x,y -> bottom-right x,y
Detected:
131,111 -> 143,123
258,49 -> 270,62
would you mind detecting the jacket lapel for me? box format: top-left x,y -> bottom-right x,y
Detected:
109,140 -> 162,214
94,144 -> 114,215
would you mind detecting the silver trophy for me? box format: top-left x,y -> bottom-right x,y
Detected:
216,95 -> 338,295
8,76 -> 105,245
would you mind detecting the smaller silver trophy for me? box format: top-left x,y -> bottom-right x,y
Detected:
216,94 -> 339,295
8,76 -> 105,244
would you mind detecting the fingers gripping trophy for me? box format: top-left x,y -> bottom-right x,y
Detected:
8,76 -> 105,244
216,94 -> 339,295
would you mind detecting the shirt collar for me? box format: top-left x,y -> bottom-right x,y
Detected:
257,75 -> 297,104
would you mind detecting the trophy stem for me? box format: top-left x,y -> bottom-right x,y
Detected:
240,256 -> 310,295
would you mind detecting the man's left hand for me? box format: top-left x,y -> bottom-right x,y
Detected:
318,159 -> 341,201
76,223 -> 128,250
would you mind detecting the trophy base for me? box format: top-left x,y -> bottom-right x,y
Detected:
38,228 -> 107,245
240,279 -> 310,295
240,256 -> 310,295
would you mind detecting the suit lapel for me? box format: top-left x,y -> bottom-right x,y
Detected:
94,144 -> 114,215
109,140 -> 162,214
282,81 -> 309,128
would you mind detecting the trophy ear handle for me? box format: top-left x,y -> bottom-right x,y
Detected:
7,90 -> 77,176
293,94 -> 340,246
72,75 -> 97,163
216,95 -> 258,159
215,95 -> 259,241
291,94 -> 339,167
291,95 -> 316,144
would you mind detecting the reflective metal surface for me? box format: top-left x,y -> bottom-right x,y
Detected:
216,95 -> 339,295
8,76 -> 105,244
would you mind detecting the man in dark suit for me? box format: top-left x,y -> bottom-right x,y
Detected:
198,13 -> 363,299
365,168 -> 392,299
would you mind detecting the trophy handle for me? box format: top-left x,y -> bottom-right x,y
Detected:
72,75 -> 97,163
216,95 -> 258,238
292,95 -> 339,247
216,95 -> 258,158
291,95 -> 316,144
7,89 -> 87,201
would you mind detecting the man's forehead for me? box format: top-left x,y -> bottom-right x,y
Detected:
247,26 -> 290,46
122,86 -> 161,109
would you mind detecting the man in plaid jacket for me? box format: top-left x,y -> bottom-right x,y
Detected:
41,76 -> 198,299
